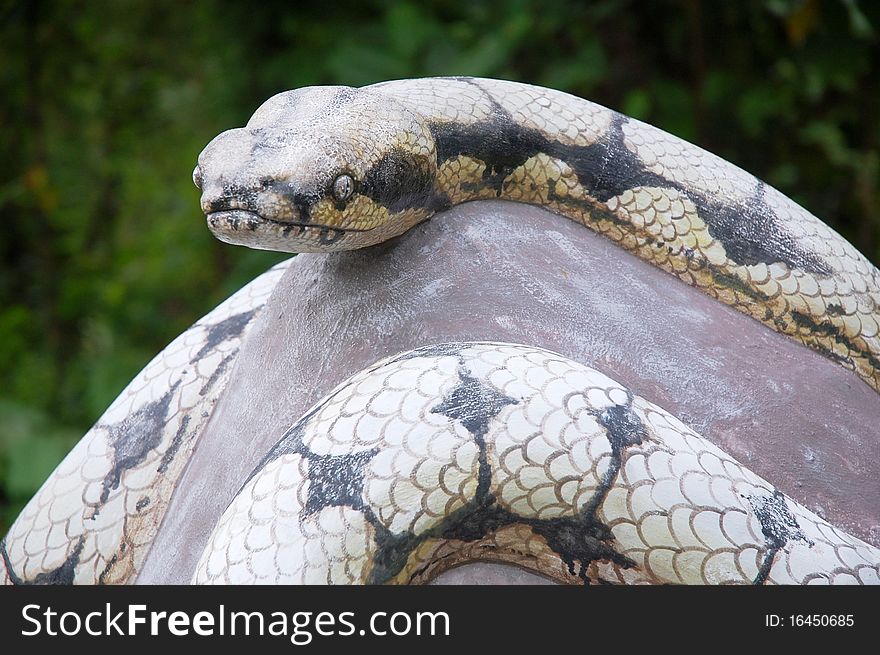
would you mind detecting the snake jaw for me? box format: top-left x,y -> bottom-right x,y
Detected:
206,209 -> 369,253
206,209 -> 264,233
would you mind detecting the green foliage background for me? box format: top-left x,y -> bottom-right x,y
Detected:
1,0 -> 878,533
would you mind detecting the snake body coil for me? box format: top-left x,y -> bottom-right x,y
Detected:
200,77 -> 880,393
2,77 -> 879,585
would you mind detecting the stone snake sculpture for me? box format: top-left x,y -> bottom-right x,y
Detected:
2,77 -> 878,585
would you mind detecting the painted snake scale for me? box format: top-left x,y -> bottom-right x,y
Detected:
2,78 -> 879,585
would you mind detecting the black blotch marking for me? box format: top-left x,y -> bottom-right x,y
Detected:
595,397 -> 647,455
282,223 -> 308,238
427,192 -> 453,213
431,369 -> 518,499
746,488 -> 813,585
565,116 -> 830,275
157,414 -> 189,474
209,178 -> 314,224
195,309 -> 257,360
528,513 -> 631,580
791,310 -> 880,371
431,111 -> 552,195
97,535 -> 133,584
700,183 -> 831,276
580,395 -> 646,518
199,350 -> 239,398
239,353 -> 644,585
1,536 -> 85,585
429,104 -> 830,275
207,190 -> 237,213
359,507 -> 420,584
240,427 -> 303,493
318,226 -> 346,245
99,381 -> 181,505
136,497 -> 151,512
367,493 -> 634,585
97,553 -> 118,584
232,392 -> 377,536
710,270 -> 772,303
5,310 -> 257,582
361,147 -> 435,213
430,370 -> 518,445
303,450 -> 378,517
276,189 -> 315,223
544,179 -> 631,228
366,375 -> 641,584
236,398 -> 333,495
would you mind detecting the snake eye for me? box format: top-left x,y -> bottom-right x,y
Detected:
332,174 -> 355,202
192,165 -> 203,190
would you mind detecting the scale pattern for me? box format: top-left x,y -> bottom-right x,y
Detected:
7,77 -> 880,586
198,77 -> 880,391
194,343 -> 880,585
369,78 -> 880,391
196,77 -> 880,388
0,261 -> 291,584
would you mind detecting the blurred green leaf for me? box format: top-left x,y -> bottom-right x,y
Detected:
622,89 -> 651,121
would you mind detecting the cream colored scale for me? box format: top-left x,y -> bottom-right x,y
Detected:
373,78 -> 880,392
7,77 -> 880,587
194,343 -> 880,585
1,261 -> 291,584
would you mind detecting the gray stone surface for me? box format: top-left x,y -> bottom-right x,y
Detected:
429,563 -> 557,585
138,200 -> 880,584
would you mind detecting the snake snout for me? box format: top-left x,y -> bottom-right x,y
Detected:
200,179 -> 260,214
202,192 -> 244,215
201,182 -> 305,228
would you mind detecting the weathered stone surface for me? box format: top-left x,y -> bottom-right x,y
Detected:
138,200 -> 880,584
430,563 -> 556,585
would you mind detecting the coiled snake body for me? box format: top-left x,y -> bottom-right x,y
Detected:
3,77 -> 879,585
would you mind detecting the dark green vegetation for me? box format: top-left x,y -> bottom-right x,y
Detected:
1,0 -> 878,532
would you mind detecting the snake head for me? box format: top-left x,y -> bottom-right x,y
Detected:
195,86 -> 439,253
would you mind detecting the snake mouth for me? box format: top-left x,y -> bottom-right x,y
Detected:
206,209 -> 369,250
